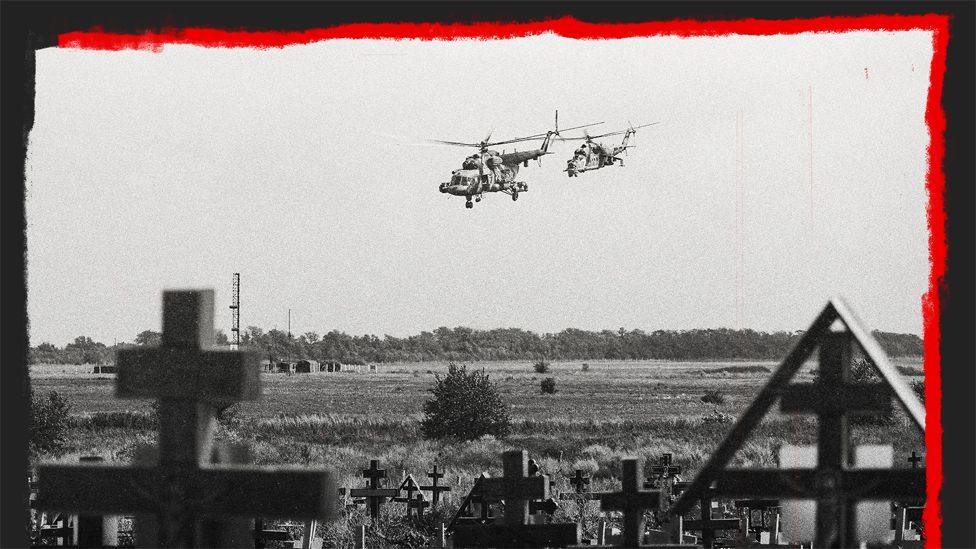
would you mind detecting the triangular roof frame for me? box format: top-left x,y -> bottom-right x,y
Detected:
671,296 -> 926,516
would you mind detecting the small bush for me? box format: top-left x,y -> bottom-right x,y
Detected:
701,390 -> 725,405
421,363 -> 511,441
540,377 -> 557,394
533,361 -> 550,374
701,410 -> 735,425
581,363 -> 590,372
30,391 -> 72,457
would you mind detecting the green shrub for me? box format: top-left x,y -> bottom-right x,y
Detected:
581,363 -> 590,372
30,391 -> 72,457
533,361 -> 550,374
701,390 -> 725,405
421,363 -> 511,441
540,377 -> 557,394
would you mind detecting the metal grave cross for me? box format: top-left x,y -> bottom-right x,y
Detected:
645,454 -> 683,490
420,464 -> 452,506
559,469 -> 599,531
596,458 -> 662,548
36,290 -> 337,548
453,450 -> 579,548
349,460 -> 399,519
670,298 -> 926,549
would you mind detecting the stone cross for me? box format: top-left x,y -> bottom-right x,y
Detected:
35,290 -> 337,548
420,465 -> 452,506
349,460 -> 398,519
596,459 -> 661,548
452,451 -> 579,548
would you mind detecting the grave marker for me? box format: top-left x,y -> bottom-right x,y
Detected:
596,459 -> 661,548
408,494 -> 430,520
35,290 -> 337,548
420,465 -> 452,506
559,470 -> 599,532
349,460 -> 398,519
392,474 -> 422,513
670,298 -> 926,549
453,451 -> 579,548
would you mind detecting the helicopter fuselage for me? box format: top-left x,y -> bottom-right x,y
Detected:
438,146 -> 549,205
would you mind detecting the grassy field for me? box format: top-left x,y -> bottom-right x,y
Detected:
30,359 -> 925,545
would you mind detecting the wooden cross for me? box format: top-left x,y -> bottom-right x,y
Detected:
420,465 -> 452,506
671,310 -> 926,549
596,458 -> 661,548
452,451 -> 579,548
35,290 -> 337,548
349,459 -> 398,519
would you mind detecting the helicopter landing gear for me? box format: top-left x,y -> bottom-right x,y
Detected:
465,199 -> 473,209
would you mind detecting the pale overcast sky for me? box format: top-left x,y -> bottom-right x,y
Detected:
26,30 -> 934,345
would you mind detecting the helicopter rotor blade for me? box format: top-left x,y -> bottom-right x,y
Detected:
557,121 -> 603,135
428,139 -> 482,147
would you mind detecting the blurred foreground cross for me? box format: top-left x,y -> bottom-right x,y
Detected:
37,290 -> 337,548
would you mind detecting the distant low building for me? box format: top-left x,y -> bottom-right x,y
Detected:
321,360 -> 342,372
295,359 -> 319,373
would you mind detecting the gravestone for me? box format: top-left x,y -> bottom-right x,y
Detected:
670,298 -> 926,549
35,290 -> 337,548
420,465 -> 452,506
452,451 -> 579,548
349,460 -> 399,519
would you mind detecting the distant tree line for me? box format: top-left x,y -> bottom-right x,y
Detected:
29,326 -> 923,365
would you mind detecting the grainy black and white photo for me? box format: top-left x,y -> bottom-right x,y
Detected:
23,10 -> 940,549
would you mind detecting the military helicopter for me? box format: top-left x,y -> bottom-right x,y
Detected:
562,122 -> 658,177
434,111 -> 602,208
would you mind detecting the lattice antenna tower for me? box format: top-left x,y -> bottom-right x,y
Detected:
230,273 -> 240,349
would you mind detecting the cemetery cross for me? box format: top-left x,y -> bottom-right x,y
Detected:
36,290 -> 336,548
596,459 -> 661,548
349,460 -> 399,519
420,465 -> 452,506
452,450 -> 579,548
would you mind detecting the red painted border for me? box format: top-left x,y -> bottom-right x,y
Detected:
57,13 -> 950,548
